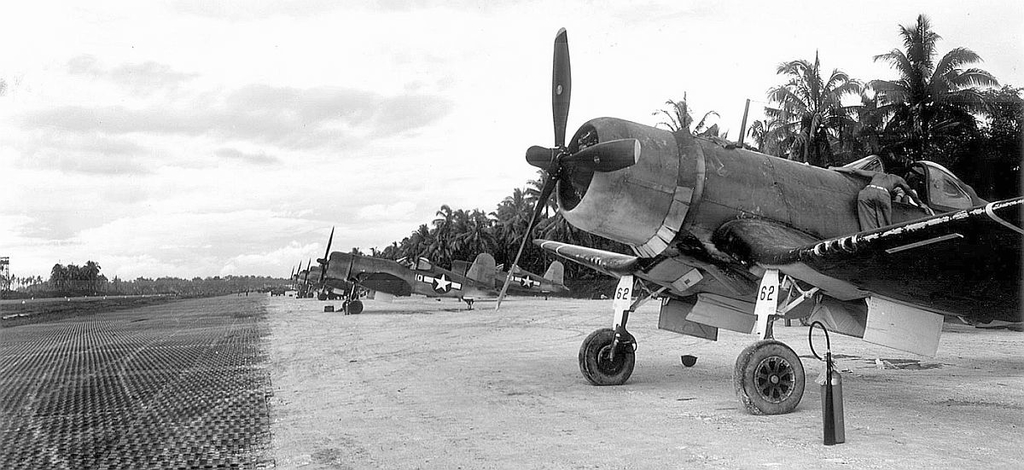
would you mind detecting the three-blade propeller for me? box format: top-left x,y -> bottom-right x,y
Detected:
495,28 -> 641,310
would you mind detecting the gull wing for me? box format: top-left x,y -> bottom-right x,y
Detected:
713,198 -> 1024,321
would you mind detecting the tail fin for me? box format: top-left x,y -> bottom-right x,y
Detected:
543,261 -> 565,286
467,253 -> 496,285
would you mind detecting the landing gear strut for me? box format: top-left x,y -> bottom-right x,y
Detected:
578,275 -> 665,386
727,269 -> 807,414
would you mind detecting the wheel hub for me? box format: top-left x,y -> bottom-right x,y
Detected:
596,345 -> 625,374
754,356 -> 795,404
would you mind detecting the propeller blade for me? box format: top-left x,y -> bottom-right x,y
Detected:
552,28 -> 571,148
496,177 -> 557,310
319,227 -> 334,283
563,138 -> 640,172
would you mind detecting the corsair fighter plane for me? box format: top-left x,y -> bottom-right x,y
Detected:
515,29 -> 1022,415
318,248 -> 499,314
454,257 -> 570,296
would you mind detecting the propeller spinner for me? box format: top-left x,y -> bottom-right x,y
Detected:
495,28 -> 641,310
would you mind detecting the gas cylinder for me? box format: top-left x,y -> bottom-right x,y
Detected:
810,322 -> 846,445
821,351 -> 845,445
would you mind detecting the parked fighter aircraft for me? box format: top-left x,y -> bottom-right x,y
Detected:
292,259 -> 318,298
512,28 -> 1023,415
304,228 -> 355,301
317,248 -> 499,314
453,257 -> 570,296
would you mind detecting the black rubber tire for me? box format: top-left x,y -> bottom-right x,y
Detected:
734,340 -> 805,415
579,328 -> 634,386
317,292 -> 328,301
347,300 -> 363,315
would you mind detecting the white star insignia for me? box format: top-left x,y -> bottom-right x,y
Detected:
433,274 -> 452,292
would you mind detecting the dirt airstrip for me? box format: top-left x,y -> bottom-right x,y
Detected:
266,296 -> 1024,469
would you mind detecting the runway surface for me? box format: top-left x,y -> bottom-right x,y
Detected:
2,294 -> 1022,469
0,295 -> 273,469
268,295 -> 1023,469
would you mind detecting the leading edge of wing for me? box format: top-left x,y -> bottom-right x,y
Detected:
533,239 -> 639,278
714,197 -> 1024,266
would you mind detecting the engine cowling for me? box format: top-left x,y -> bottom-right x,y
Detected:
558,118 -> 699,257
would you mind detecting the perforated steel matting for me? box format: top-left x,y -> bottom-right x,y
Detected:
0,297 -> 273,469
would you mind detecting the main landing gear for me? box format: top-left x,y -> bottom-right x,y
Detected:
734,339 -> 804,415
343,299 -> 363,315
339,284 -> 362,314
578,276 -> 652,386
578,270 -> 808,415
579,328 -> 635,385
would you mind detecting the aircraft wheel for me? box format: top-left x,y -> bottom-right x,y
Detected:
317,292 -> 328,301
734,340 -> 805,415
579,328 -> 634,386
347,300 -> 363,315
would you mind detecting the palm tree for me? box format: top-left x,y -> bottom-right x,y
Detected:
870,14 -> 998,163
765,51 -> 863,167
489,188 -> 535,267
452,209 -> 496,261
429,205 -> 456,265
83,260 -> 102,293
400,224 -> 434,260
653,97 -> 719,135
50,264 -> 66,292
747,119 -> 784,155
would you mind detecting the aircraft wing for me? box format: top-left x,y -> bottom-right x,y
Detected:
534,239 -> 639,278
713,198 -> 1024,320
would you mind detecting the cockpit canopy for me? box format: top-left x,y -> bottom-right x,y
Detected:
839,155 -> 984,212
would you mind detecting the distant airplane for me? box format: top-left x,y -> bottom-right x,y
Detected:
453,257 -> 569,297
291,259 -> 318,298
509,28 -> 1022,415
305,228 -> 355,301
317,245 -> 498,314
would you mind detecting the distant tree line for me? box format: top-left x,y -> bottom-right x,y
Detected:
4,261 -> 290,299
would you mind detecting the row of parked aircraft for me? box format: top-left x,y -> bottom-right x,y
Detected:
288,28 -> 1022,416
290,229 -> 569,314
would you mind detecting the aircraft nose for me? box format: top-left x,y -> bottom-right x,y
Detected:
559,118 -> 698,257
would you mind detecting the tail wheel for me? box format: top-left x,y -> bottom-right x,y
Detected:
579,328 -> 634,386
347,300 -> 363,315
734,340 -> 805,415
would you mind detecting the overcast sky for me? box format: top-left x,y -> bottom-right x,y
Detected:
1,1 -> 1021,280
